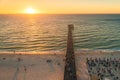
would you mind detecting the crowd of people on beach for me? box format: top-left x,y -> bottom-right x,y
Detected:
86,57 -> 120,80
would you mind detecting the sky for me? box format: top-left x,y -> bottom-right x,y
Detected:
0,0 -> 120,14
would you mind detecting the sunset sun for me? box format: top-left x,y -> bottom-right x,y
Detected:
25,8 -> 37,14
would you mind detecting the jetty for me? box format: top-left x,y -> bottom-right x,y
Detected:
64,24 -> 77,80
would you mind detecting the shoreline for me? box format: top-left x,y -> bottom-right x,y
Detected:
0,49 -> 120,54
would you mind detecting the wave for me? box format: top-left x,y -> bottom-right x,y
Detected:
104,19 -> 120,21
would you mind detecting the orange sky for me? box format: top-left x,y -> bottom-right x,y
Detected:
0,0 -> 120,14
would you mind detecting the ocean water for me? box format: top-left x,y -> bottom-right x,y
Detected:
0,14 -> 120,52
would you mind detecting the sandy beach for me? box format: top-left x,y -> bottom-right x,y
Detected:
0,50 -> 119,80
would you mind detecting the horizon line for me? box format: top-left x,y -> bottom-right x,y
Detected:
0,13 -> 120,15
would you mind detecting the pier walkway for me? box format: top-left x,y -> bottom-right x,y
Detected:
64,24 -> 77,80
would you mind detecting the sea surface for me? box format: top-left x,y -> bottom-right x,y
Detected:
1,14 -> 120,52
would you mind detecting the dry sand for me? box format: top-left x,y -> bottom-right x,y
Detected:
0,50 -> 119,80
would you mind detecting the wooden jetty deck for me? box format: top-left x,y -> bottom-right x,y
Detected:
64,24 -> 77,80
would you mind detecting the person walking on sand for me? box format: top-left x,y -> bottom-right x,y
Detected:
23,66 -> 27,80
24,66 -> 27,72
